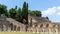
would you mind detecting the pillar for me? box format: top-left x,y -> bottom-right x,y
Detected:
16,26 -> 18,31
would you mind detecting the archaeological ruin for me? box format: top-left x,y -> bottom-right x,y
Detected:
0,15 -> 60,33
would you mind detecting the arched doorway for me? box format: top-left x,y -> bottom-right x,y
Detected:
46,24 -> 49,28
40,24 -> 43,28
10,23 -> 13,31
14,25 -> 16,31
17,27 -> 20,31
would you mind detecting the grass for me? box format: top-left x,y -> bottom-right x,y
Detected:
0,32 -> 40,34
0,32 -> 58,34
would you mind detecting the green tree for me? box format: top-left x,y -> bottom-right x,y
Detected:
30,11 -> 35,16
15,6 -> 17,9
46,16 -> 49,20
22,2 -> 28,24
28,10 -> 42,17
35,10 -> 41,17
9,8 -> 17,19
4,10 -> 9,17
16,8 -> 22,22
0,4 -> 7,16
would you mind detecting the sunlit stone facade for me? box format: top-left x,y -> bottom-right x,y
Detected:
0,15 -> 59,33
0,17 -> 26,32
28,15 -> 59,33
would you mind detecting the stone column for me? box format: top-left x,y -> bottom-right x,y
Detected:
25,24 -> 28,32
16,26 -> 18,31
19,26 -> 20,31
2,25 -> 4,31
3,25 -> 7,31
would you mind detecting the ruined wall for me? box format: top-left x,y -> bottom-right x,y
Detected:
27,23 -> 58,32
0,16 -> 59,33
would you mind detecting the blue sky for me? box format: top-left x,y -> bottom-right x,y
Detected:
0,0 -> 60,22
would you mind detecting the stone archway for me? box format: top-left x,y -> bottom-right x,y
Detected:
14,25 -> 16,31
46,24 -> 49,28
40,24 -> 43,27
17,27 -> 20,31
10,23 -> 13,31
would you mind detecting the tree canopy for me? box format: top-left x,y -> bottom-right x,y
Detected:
46,16 -> 49,20
16,8 -> 22,22
9,8 -> 17,19
0,2 -> 45,24
28,10 -> 42,17
0,4 -> 7,16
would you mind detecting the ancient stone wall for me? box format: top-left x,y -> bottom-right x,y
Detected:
0,16 -> 59,33
27,23 -> 58,33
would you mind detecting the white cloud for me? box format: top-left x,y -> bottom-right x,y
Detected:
42,6 -> 60,17
57,6 -> 60,9
41,6 -> 60,22
57,12 -> 60,15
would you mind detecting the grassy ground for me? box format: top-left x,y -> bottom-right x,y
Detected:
0,32 -> 58,34
0,32 -> 40,34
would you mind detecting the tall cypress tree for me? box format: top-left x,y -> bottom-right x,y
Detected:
22,2 -> 28,24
